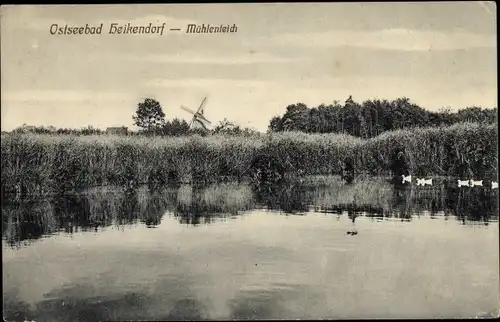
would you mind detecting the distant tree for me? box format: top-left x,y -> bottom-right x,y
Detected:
213,118 -> 239,135
132,98 -> 166,133
202,118 -> 258,136
430,107 -> 456,126
268,116 -> 284,132
80,125 -> 103,135
282,103 -> 309,131
161,118 -> 190,136
390,97 -> 429,129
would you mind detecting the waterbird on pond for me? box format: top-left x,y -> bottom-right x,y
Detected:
492,181 -> 498,189
458,179 -> 470,187
416,178 -> 433,186
346,229 -> 358,236
401,174 -> 412,184
469,179 -> 483,187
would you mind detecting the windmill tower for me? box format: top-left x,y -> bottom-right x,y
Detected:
180,97 -> 212,130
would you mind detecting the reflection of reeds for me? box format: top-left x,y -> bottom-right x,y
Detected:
175,182 -> 255,218
202,183 -> 255,210
2,178 -> 498,246
2,183 -> 257,246
301,176 -> 394,214
452,187 -> 499,224
259,176 -> 498,223
2,199 -> 58,247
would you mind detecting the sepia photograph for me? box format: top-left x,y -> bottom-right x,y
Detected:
1,2 -> 498,321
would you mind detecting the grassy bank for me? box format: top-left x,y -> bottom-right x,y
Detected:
1,122 -> 497,197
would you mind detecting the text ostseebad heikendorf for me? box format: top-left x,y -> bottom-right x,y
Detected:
49,22 -> 239,35
50,23 -> 168,35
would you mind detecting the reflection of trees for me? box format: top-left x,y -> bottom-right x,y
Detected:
229,290 -> 288,320
172,183 -> 255,226
166,299 -> 207,321
3,270 -> 210,321
255,178 -> 392,216
114,191 -> 140,226
254,178 -> 498,224
391,185 -> 414,220
53,194 -> 103,233
51,189 -> 172,230
2,183 -> 257,245
387,182 -> 498,224
3,293 -> 37,322
3,180 -> 498,246
447,186 -> 498,224
254,183 -> 311,214
2,199 -> 57,247
139,190 -> 174,227
4,290 -> 153,322
228,286 -> 317,320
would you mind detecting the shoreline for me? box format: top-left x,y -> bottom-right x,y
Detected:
1,122 -> 498,199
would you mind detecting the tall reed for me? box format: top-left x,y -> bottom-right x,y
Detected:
1,123 -> 497,197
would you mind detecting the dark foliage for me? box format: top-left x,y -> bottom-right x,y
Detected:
268,97 -> 497,137
132,98 -> 166,131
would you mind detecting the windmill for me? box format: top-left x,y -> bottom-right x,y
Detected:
180,97 -> 212,130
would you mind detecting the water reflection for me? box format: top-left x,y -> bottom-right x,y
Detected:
166,299 -> 208,321
3,177 -> 499,321
3,282 -> 311,321
3,262 -> 214,321
2,177 -> 498,247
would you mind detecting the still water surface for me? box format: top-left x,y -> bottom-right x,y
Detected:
3,178 -> 499,320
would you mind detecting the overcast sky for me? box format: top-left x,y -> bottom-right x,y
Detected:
1,2 -> 497,132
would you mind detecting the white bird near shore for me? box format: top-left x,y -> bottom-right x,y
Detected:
492,181 -> 498,189
401,174 -> 411,184
470,179 -> 483,187
458,179 -> 470,187
416,178 -> 433,186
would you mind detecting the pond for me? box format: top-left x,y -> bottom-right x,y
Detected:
2,177 -> 499,320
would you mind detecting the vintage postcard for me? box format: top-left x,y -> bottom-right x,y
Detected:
1,2 -> 498,321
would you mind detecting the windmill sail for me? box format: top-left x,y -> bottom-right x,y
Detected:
197,97 -> 207,115
180,96 -> 212,130
196,114 -> 211,124
180,105 -> 196,115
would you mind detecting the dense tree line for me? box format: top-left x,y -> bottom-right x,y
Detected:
268,97 -> 498,137
9,97 -> 497,138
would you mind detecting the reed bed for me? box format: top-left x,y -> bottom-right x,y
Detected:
1,122 -> 497,197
